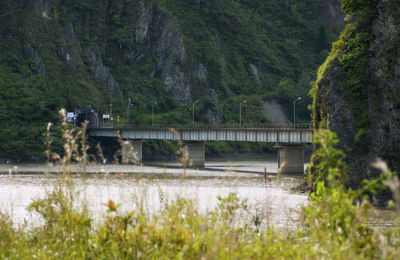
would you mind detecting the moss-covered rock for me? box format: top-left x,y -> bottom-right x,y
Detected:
310,0 -> 400,190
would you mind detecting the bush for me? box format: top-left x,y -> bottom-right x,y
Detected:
1,116 -> 400,258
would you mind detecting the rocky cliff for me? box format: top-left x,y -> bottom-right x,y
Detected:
311,0 -> 400,187
0,0 -> 344,160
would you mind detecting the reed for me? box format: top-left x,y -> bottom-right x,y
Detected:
1,111 -> 400,259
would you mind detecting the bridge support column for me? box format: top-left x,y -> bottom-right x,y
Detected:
122,140 -> 142,165
276,144 -> 304,174
182,142 -> 205,168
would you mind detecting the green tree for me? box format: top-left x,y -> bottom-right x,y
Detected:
340,0 -> 378,15
318,25 -> 329,51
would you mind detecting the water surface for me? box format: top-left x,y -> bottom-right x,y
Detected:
0,156 -> 397,229
0,156 -> 308,228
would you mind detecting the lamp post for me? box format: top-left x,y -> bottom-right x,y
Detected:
85,105 -> 91,123
152,101 -> 158,126
108,103 -> 113,127
192,100 -> 199,126
92,108 -> 98,126
127,97 -> 133,126
239,100 -> 247,127
293,97 -> 302,127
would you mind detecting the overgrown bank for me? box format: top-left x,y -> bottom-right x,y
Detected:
1,127 -> 400,258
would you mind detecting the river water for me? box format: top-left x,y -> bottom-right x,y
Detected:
0,155 -> 397,229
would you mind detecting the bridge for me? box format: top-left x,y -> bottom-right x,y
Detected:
88,123 -> 313,174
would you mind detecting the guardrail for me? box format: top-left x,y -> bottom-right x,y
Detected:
91,123 -> 312,130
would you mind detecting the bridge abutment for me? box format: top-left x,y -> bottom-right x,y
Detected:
182,142 -> 205,168
122,140 -> 142,164
276,144 -> 304,174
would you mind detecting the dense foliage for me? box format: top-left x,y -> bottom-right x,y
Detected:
340,0 -> 378,15
0,0 -> 343,160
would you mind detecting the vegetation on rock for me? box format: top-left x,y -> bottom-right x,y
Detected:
310,0 -> 400,190
0,0 -> 343,160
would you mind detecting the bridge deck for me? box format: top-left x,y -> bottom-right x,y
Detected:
89,123 -> 313,144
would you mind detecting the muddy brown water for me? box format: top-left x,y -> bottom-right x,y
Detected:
0,156 -> 397,229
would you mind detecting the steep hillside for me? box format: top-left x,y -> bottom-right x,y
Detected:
310,0 -> 400,189
0,0 -> 343,160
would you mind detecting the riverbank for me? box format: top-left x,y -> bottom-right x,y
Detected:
1,165 -> 399,258
1,131 -> 400,258
0,158 -> 306,228
0,152 -> 311,176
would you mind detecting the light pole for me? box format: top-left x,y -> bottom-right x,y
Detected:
86,105 -> 91,123
239,100 -> 247,127
293,97 -> 302,127
192,100 -> 199,126
127,97 -> 132,125
108,103 -> 113,127
91,108 -> 98,126
152,101 -> 158,126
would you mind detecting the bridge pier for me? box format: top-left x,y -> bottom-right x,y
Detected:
182,142 -> 205,168
122,140 -> 142,165
276,144 -> 304,174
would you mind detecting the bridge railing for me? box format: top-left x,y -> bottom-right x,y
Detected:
92,122 -> 312,130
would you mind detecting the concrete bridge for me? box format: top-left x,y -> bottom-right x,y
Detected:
88,123 -> 313,174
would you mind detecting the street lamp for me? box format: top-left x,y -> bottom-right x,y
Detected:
108,103 -> 113,127
239,100 -> 247,127
90,108 -> 98,126
127,97 -> 133,125
85,105 -> 91,123
152,101 -> 158,126
293,97 -> 302,127
192,100 -> 199,126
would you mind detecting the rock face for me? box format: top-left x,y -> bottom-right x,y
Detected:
319,0 -> 345,25
135,1 -> 152,44
152,5 -> 192,105
126,1 -> 192,105
87,47 -> 122,98
25,44 -> 46,75
312,0 -> 400,186
11,0 -> 345,119
19,0 -> 345,112
26,0 -> 192,105
367,0 -> 400,174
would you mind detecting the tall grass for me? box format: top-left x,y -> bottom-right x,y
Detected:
1,112 -> 400,258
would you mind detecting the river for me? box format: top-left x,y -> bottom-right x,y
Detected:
0,155 -> 397,229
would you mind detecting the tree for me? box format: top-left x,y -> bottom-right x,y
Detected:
318,25 -> 329,51
340,0 -> 378,15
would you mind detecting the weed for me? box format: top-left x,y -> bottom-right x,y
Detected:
1,114 -> 400,258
